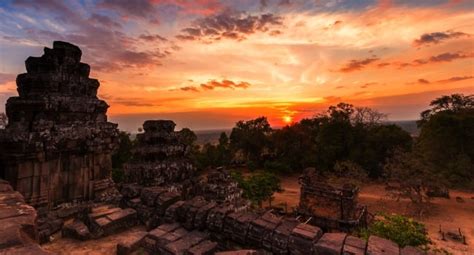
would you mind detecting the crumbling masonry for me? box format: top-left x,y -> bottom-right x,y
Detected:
0,41 -> 120,208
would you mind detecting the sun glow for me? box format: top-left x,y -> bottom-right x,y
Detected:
283,115 -> 293,124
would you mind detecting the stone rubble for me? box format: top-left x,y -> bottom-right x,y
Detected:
0,179 -> 49,254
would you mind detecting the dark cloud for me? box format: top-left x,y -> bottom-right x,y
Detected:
398,52 -> 473,68
437,76 -> 473,84
176,12 -> 283,42
377,62 -> 390,68
200,80 -> 251,90
98,0 -> 156,18
428,52 -> 472,62
139,34 -> 167,42
360,82 -> 378,88
0,73 -> 16,86
417,78 -> 430,84
88,13 -> 122,28
413,31 -> 469,46
180,86 -> 200,92
9,0 -> 176,73
408,76 -> 473,85
338,57 -> 379,72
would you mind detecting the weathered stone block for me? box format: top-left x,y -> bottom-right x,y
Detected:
343,236 -> 367,255
288,223 -> 323,255
116,230 -> 147,255
163,231 -> 208,255
62,220 -> 91,241
272,218 -> 299,255
186,240 -> 218,255
314,233 -> 347,255
367,236 -> 400,255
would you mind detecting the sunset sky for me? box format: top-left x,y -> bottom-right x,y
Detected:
0,0 -> 473,131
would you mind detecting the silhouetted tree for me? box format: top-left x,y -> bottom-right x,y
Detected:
230,117 -> 272,166
416,94 -> 474,186
384,150 -> 444,216
111,131 -> 134,182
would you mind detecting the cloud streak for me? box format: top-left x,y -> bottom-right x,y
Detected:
413,31 -> 469,46
177,79 -> 251,92
338,57 -> 379,72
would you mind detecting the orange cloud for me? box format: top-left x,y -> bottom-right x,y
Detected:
338,58 -> 379,72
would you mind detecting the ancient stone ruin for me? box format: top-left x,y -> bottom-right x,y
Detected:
198,168 -> 250,212
298,167 -> 368,231
0,41 -> 425,255
123,120 -> 196,195
0,41 -> 120,208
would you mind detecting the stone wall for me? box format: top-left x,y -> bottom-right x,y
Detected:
115,199 -> 422,255
0,41 -> 119,208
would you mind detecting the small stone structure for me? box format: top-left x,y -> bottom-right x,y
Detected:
123,120 -> 196,194
0,41 -> 120,208
298,167 -> 368,231
199,168 -> 250,211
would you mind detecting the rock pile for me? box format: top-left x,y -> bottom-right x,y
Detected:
0,179 -> 49,254
117,207 -> 422,255
199,168 -> 250,211
62,204 -> 138,240
0,41 -> 120,208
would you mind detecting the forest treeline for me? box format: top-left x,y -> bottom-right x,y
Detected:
111,94 -> 473,188
193,93 -> 474,188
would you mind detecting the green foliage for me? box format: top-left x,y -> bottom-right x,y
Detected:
111,131 -> 133,182
231,171 -> 282,207
416,94 -> 474,187
360,214 -> 431,248
264,160 -> 291,174
193,132 -> 232,169
332,160 -> 367,185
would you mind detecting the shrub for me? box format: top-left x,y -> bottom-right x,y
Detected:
359,214 -> 431,247
230,170 -> 282,207
264,160 -> 291,174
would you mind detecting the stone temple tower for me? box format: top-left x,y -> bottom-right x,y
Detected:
0,41 -> 119,208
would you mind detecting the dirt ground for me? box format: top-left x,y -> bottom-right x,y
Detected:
272,175 -> 474,254
42,226 -> 147,255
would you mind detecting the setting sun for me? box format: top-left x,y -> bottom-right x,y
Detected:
283,115 -> 293,124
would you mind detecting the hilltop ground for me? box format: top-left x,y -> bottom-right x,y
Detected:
273,175 -> 474,255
